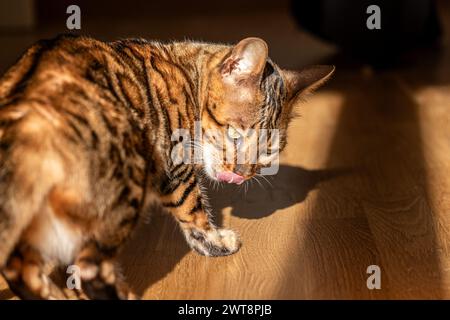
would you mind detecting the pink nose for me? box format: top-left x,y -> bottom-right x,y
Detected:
216,171 -> 245,185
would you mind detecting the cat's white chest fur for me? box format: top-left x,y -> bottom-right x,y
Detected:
23,208 -> 83,265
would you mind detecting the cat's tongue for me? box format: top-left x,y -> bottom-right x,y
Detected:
216,171 -> 245,185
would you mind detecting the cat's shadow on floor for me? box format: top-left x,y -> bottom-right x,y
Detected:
120,164 -> 350,298
207,164 -> 350,224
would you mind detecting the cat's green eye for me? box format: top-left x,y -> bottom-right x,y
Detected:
227,126 -> 242,140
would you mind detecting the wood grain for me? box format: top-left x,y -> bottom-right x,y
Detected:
1,1 -> 450,300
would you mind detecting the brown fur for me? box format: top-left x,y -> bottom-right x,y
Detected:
0,34 -> 334,299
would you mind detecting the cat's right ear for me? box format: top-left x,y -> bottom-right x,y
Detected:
221,37 -> 268,84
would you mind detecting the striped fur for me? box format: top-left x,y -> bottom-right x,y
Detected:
0,35 -> 334,299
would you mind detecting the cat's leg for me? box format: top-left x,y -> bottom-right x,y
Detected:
1,245 -> 67,300
74,241 -> 136,300
162,175 -> 241,257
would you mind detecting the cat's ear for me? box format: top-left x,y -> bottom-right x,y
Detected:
283,65 -> 335,100
221,37 -> 268,83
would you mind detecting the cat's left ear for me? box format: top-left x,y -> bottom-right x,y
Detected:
283,65 -> 335,101
221,37 -> 268,84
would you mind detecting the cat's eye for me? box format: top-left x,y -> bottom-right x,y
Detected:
227,126 -> 242,140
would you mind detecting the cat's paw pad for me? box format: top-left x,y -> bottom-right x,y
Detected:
187,228 -> 241,257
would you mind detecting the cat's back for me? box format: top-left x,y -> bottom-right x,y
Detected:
0,35 -> 126,192
0,35 -> 112,104
0,35 -> 139,158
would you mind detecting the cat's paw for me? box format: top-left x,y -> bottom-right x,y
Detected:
77,258 -> 137,300
186,228 -> 241,257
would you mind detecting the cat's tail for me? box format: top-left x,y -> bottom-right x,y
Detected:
0,107 -> 64,267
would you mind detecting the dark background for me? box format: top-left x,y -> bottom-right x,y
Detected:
0,0 -> 443,72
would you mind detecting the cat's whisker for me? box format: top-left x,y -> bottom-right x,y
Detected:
253,175 -> 265,190
207,176 -> 213,189
257,173 -> 274,189
172,215 -> 179,235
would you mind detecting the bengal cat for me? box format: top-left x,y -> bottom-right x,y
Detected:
0,34 -> 334,299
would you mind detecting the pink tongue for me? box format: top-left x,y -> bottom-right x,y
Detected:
216,171 -> 245,185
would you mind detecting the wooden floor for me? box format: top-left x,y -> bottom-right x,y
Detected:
1,2 -> 450,300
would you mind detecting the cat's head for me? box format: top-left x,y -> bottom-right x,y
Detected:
200,37 -> 334,184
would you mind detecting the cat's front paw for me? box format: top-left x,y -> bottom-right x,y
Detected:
186,228 -> 241,257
